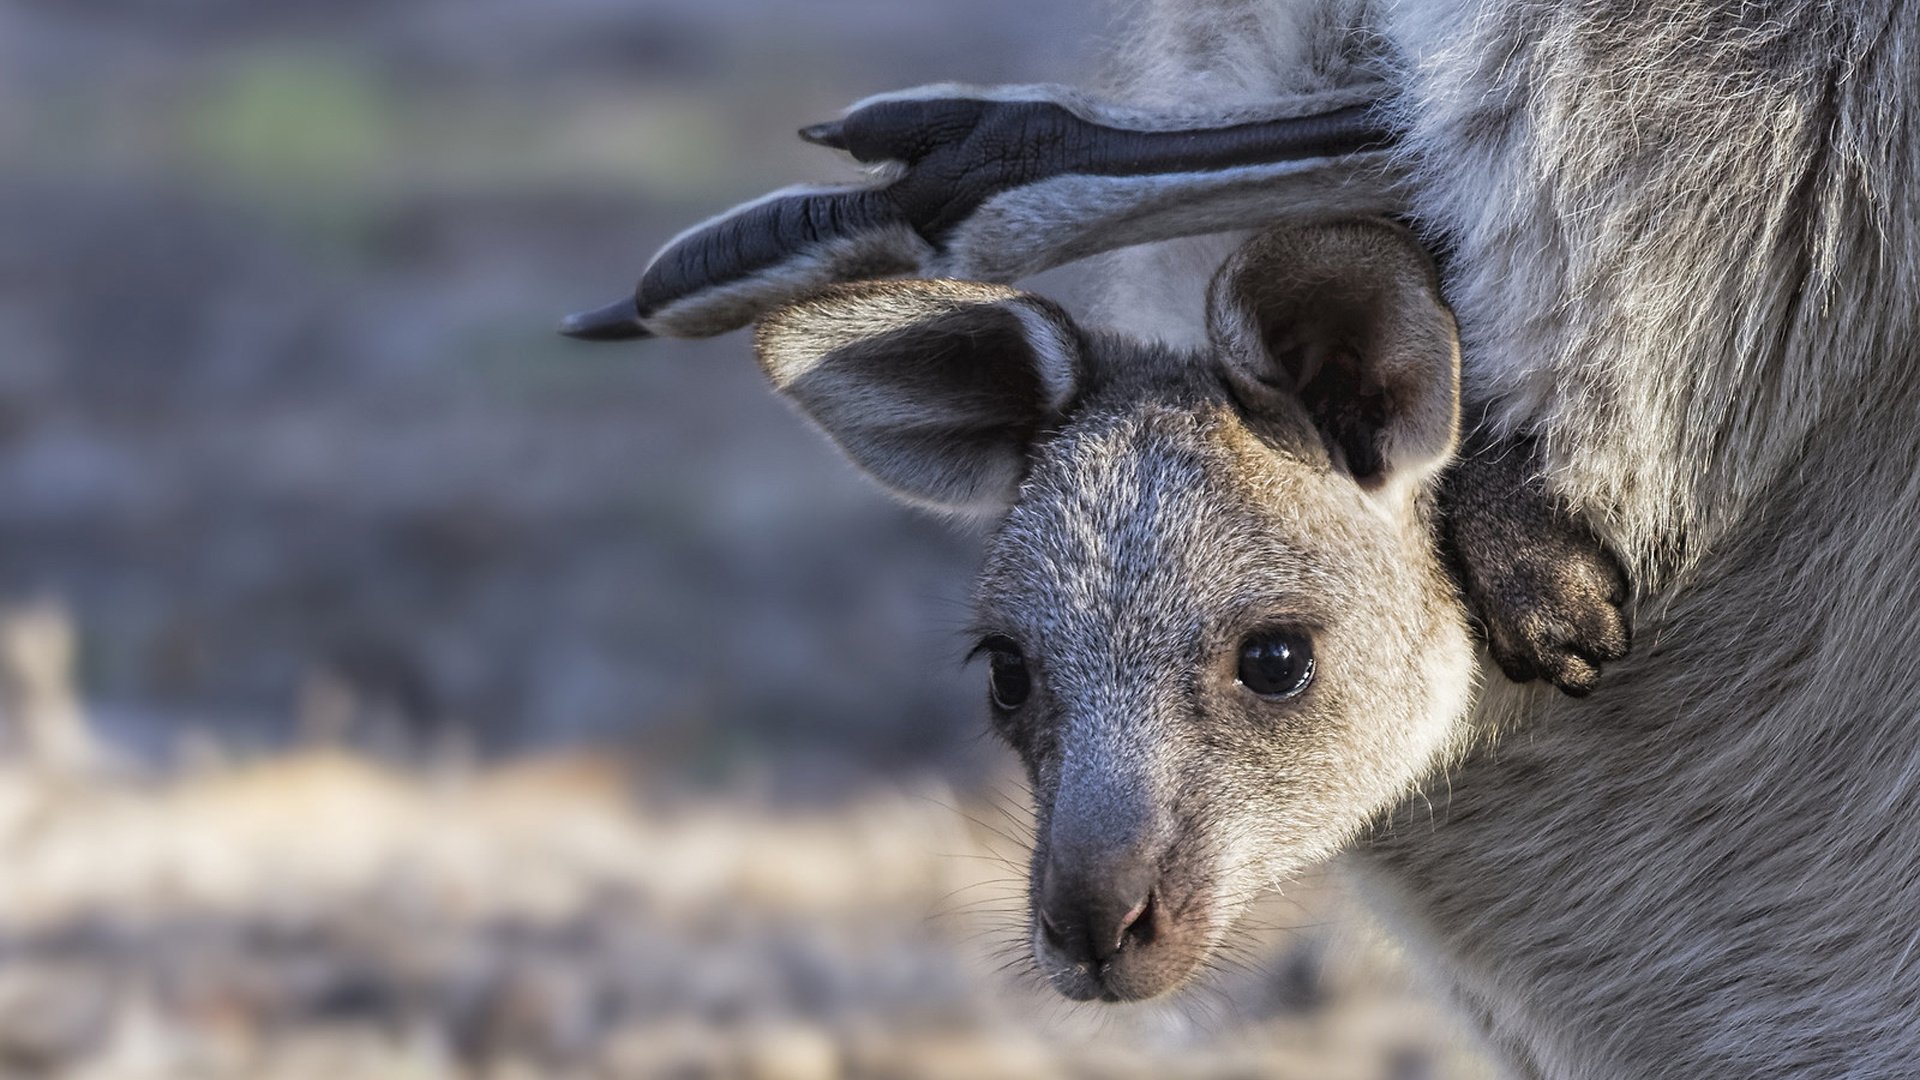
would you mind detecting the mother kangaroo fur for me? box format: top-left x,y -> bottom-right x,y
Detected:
1078,1 -> 1920,1076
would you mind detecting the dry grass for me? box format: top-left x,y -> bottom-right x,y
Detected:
0,753 -> 1490,1079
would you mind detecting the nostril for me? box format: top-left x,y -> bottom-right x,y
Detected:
1039,907 -> 1070,953
1119,891 -> 1158,950
1089,889 -> 1156,961
1036,858 -> 1161,964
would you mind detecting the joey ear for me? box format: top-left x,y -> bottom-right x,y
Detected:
754,280 -> 1083,514
1205,219 -> 1460,492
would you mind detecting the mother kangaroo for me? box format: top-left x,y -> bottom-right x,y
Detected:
565,0 -> 1920,1075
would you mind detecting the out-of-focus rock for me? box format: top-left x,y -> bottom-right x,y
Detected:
736,1022 -> 839,1080
0,598 -> 95,775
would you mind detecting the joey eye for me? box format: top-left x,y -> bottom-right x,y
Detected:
981,636 -> 1032,711
1236,630 -> 1315,698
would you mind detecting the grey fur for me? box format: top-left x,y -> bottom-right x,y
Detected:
931,153 -> 1403,282
1089,0 -> 1920,1076
642,0 -> 1916,1072
845,80 -> 1388,135
758,219 -> 1481,1004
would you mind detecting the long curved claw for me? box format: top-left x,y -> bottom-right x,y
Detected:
563,83 -> 1403,343
559,296 -> 651,341
797,121 -> 848,150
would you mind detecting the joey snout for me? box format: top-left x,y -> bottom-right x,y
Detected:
1029,796 -> 1221,1002
1031,841 -> 1212,1002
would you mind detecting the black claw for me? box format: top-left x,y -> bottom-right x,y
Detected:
798,120 -> 848,151
559,296 -> 651,342
1574,609 -> 1632,663
1555,677 -> 1597,699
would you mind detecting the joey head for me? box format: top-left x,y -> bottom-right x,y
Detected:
754,219 -> 1616,1001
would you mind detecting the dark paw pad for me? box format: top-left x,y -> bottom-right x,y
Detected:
1471,535 -> 1631,697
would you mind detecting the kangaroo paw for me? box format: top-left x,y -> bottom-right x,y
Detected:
1442,437 -> 1632,697
561,83 -> 1399,342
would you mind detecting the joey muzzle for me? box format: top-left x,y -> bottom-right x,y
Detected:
1037,852 -> 1158,965
1033,832 -> 1201,1003
1032,754 -> 1198,1002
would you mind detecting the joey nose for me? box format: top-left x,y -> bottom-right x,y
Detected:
1038,856 -> 1158,964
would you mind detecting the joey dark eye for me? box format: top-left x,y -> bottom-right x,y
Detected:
981,636 -> 1032,711
1236,629 -> 1315,698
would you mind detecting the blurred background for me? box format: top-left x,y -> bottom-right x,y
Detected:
0,0 -> 1488,1076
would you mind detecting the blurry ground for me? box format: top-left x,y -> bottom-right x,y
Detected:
0,754 -> 1487,1080
0,0 -> 1490,1075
